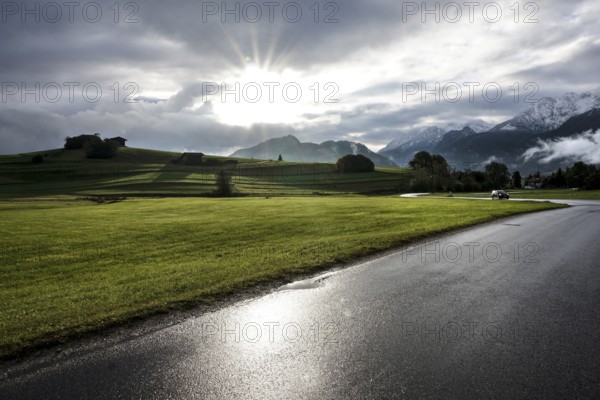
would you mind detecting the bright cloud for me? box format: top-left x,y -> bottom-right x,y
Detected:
523,130 -> 600,164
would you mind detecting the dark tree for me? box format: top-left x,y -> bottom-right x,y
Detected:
544,167 -> 568,188
512,171 -> 522,188
431,154 -> 450,176
566,162 -> 592,188
409,151 -> 433,170
336,154 -> 375,173
485,161 -> 510,188
278,154 -> 283,161
65,133 -> 102,150
85,140 -> 118,159
409,152 -> 453,191
215,169 -> 233,196
585,171 -> 600,190
555,168 -> 566,187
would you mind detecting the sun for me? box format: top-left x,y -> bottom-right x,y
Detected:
210,63 -> 308,127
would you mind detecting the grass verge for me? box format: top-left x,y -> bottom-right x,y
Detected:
0,196 -> 565,359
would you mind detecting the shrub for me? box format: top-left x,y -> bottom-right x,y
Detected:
336,154 -> 375,173
215,169 -> 234,196
80,196 -> 126,204
31,154 -> 44,163
85,140 -> 118,159
64,134 -> 102,150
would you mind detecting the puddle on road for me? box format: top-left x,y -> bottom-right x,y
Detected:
278,273 -> 334,292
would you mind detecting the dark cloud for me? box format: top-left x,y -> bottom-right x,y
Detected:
1,0 -> 599,154
512,42 -> 600,93
0,103 -> 296,155
0,109 -> 67,153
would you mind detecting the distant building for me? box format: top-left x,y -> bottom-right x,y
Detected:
108,137 -> 128,147
175,152 -> 205,166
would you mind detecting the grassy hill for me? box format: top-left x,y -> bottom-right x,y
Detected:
0,147 -> 412,198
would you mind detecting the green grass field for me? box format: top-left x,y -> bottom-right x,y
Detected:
0,147 -> 571,359
425,190 -> 600,200
0,197 -> 564,359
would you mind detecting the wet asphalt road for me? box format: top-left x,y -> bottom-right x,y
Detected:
1,200 -> 600,399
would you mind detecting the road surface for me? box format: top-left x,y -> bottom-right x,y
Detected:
1,199 -> 600,399
400,192 -> 600,206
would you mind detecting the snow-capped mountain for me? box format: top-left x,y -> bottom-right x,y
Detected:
435,107 -> 600,170
434,126 -> 478,151
491,91 -> 600,132
378,120 -> 493,165
378,126 -> 445,154
379,120 -> 492,154
378,127 -> 442,154
443,120 -> 493,134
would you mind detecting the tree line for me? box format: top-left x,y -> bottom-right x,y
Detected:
408,151 -> 600,192
537,162 -> 600,190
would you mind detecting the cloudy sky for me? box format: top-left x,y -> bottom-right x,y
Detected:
1,0 -> 599,155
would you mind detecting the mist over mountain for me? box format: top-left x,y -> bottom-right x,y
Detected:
435,107 -> 600,171
377,91 -> 600,171
230,135 -> 398,167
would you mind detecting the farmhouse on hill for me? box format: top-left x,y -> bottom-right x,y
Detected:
108,137 -> 128,147
175,152 -> 205,166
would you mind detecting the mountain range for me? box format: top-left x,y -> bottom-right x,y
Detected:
378,120 -> 493,166
435,107 -> 600,169
381,91 -> 600,169
431,92 -> 600,169
490,91 -> 600,132
230,135 -> 398,167
231,91 -> 600,171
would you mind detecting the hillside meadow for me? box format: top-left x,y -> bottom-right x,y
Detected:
0,147 -> 412,198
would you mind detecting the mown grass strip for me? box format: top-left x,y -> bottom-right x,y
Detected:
0,197 -> 565,358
